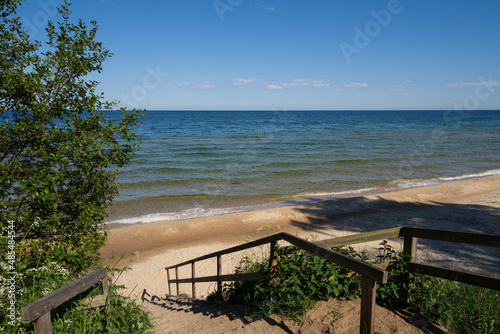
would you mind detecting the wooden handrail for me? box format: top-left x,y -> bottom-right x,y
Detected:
165,233 -> 283,270
166,232 -> 388,334
312,226 -> 500,291
316,226 -> 500,250
21,268 -> 109,334
165,232 -> 388,283
316,227 -> 403,249
400,227 -> 500,247
166,226 -> 500,334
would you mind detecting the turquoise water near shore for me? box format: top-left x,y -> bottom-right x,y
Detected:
106,110 -> 500,225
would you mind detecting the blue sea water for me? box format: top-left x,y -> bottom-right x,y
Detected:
106,110 -> 500,225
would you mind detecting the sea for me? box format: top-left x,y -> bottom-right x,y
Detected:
105,110 -> 500,226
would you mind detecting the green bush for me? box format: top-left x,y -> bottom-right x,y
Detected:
213,245 -> 367,321
0,261 -> 153,333
215,240 -> 500,334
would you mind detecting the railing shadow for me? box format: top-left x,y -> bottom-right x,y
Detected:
141,289 -> 246,321
140,289 -> 296,333
289,196 -> 500,277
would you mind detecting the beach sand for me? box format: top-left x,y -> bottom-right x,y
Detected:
102,176 -> 500,332
103,176 -> 500,297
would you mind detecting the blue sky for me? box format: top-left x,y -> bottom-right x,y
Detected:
17,0 -> 500,110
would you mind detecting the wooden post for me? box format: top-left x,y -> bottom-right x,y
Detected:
33,312 -> 52,334
403,236 -> 418,261
102,276 -> 110,313
175,267 -> 179,296
217,255 -> 222,299
166,269 -> 172,295
360,276 -> 376,334
191,262 -> 196,298
402,235 -> 418,306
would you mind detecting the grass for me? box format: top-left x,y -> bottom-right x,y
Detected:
0,257 -> 153,333
210,241 -> 500,333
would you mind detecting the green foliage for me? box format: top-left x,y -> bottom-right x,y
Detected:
374,239 -> 396,264
213,245 -> 366,321
0,260 -> 153,333
408,274 -> 500,334
0,0 -> 144,272
375,253 -> 412,308
445,283 -> 500,334
217,239 -> 500,333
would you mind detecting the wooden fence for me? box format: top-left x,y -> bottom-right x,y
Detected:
166,227 -> 500,334
166,232 -> 389,334
316,226 -> 500,291
21,268 -> 110,334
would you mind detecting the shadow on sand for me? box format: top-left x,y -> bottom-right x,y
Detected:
140,289 -> 295,333
287,196 -> 500,277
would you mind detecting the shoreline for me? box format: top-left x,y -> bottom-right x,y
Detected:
102,175 -> 500,263
105,169 -> 500,228
104,175 -> 500,302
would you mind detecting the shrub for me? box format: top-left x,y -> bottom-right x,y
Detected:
215,240 -> 500,334
0,261 -> 153,333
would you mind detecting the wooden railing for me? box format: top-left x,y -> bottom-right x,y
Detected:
166,227 -> 500,334
166,232 -> 389,334
316,227 -> 500,291
21,268 -> 111,334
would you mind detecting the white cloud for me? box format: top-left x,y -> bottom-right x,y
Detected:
233,78 -> 261,86
283,78 -> 332,88
343,82 -> 369,88
445,80 -> 500,88
197,79 -> 216,89
264,83 -> 284,90
388,87 -> 428,92
263,78 -> 341,90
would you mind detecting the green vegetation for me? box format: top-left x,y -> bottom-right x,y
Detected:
214,241 -> 500,333
0,259 -> 153,333
1,0 -> 144,272
0,1 -> 150,332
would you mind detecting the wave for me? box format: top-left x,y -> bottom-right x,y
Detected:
386,169 -> 500,190
438,169 -> 500,181
299,187 -> 378,198
106,169 -> 500,226
106,202 -> 283,226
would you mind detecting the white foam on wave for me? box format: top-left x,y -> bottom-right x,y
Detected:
389,169 -> 500,191
106,202 -> 282,226
300,187 -> 378,198
107,169 -> 500,226
391,179 -> 440,189
438,169 -> 500,181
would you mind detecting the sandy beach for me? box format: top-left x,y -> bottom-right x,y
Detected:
102,175 -> 500,302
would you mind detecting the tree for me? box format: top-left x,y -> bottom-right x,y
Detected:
0,0 -> 144,272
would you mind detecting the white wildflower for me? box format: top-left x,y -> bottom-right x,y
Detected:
32,217 -> 41,228
0,261 -> 8,271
